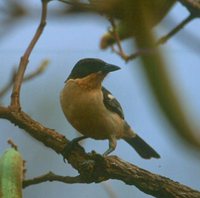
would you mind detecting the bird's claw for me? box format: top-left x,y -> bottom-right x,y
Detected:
62,140 -> 78,163
62,136 -> 88,163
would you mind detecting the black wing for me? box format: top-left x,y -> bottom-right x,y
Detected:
102,87 -> 124,119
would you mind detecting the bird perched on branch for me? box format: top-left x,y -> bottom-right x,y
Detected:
60,58 -> 160,159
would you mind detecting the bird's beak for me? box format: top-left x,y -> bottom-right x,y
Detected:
103,64 -> 121,73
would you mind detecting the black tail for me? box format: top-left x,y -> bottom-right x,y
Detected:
123,135 -> 160,159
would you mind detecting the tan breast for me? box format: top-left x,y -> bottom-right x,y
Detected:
60,79 -> 125,140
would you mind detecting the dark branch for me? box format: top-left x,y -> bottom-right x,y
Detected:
23,172 -> 84,188
157,14 -> 194,45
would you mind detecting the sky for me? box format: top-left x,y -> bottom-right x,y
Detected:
0,1 -> 200,198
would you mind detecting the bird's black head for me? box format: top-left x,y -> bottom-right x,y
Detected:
67,58 -> 121,80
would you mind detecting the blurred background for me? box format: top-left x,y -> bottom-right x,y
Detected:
0,0 -> 200,197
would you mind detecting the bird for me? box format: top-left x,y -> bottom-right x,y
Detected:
60,58 -> 160,159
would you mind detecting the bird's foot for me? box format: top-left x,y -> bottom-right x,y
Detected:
62,136 -> 88,163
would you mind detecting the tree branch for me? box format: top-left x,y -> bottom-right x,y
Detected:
0,106 -> 10,114
23,172 -> 118,198
0,108 -> 199,198
108,14 -> 195,61
0,60 -> 48,100
108,18 -> 126,60
10,0 -> 48,109
23,172 -> 84,188
108,18 -> 156,62
0,68 -> 16,99
157,14 -> 194,45
23,60 -> 49,81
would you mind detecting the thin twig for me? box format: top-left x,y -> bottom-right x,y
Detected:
157,14 -> 194,45
125,49 -> 157,62
23,172 -> 84,188
10,0 -> 48,109
7,139 -> 18,150
109,18 -> 124,57
0,60 -> 48,99
109,14 -> 195,62
23,60 -> 49,81
108,18 -> 133,62
0,68 -> 16,98
108,19 -> 156,62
